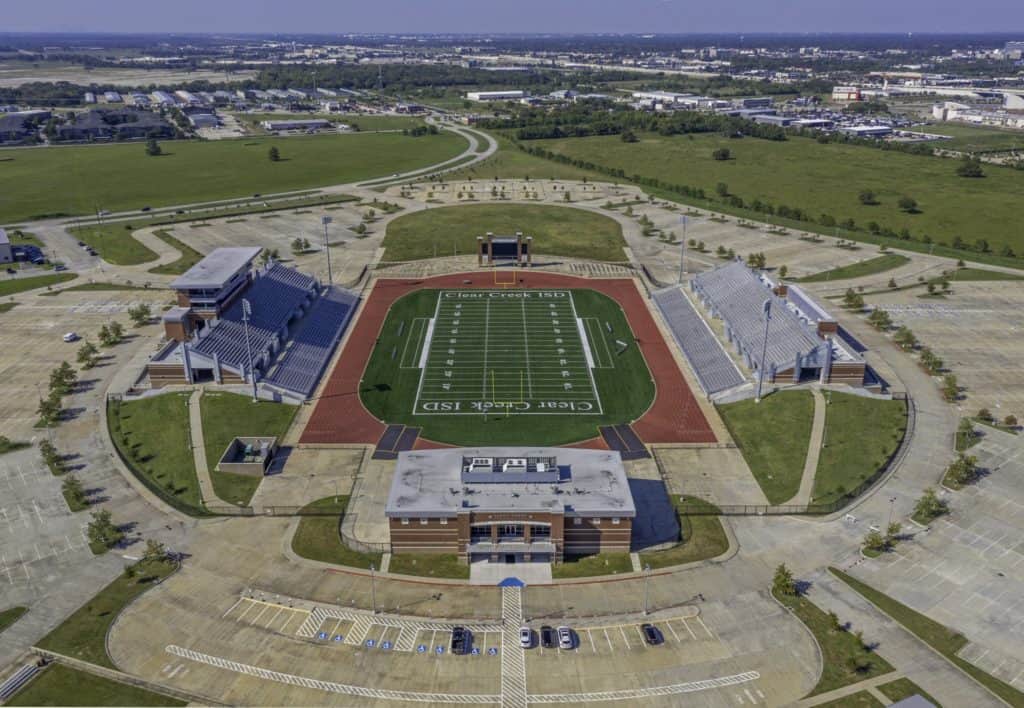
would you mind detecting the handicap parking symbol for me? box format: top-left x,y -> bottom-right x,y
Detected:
487,647 -> 498,656
333,635 -> 344,642
381,641 -> 392,651
417,644 -> 427,653
471,647 -> 480,656
317,631 -> 328,640
366,639 -> 376,648
435,645 -> 445,655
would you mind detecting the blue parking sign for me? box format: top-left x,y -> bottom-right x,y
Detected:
471,647 -> 480,655
366,639 -> 376,648
333,635 -> 343,642
435,645 -> 445,655
317,631 -> 328,640
417,644 -> 427,653
487,647 -> 498,656
381,641 -> 392,651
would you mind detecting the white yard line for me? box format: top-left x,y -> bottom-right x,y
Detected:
520,298 -> 534,398
481,298 -> 491,401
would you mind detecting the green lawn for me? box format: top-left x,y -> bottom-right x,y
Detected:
946,267 -> 1024,282
811,691 -> 884,708
922,122 -> 1024,153
36,558 -> 176,668
0,606 -> 27,633
444,133 -> 601,183
796,254 -> 911,283
382,203 -> 627,262
359,288 -> 655,446
200,392 -> 298,506
107,394 -> 203,516
640,496 -> 730,569
537,131 -> 1024,262
717,391 -> 814,505
877,677 -> 942,707
0,438 -> 30,455
5,229 -> 44,248
831,567 -> 1024,707
551,553 -> 633,579
812,393 -> 907,506
47,282 -> 150,293
389,553 -> 470,579
0,302 -> 17,313
290,496 -> 382,569
0,131 -> 466,223
0,272 -> 77,297
772,588 -> 894,696
148,229 -> 204,275
6,664 -> 186,707
62,486 -> 90,512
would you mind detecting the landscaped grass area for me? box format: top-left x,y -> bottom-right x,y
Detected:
537,131 -> 1024,261
5,229 -> 44,248
831,567 -> 1024,707
47,282 -> 150,293
359,288 -> 655,446
200,392 -> 298,506
551,553 -> 633,579
877,677 -> 942,707
946,267 -> 1024,282
148,230 -> 204,275
811,691 -> 884,708
444,133 -> 602,183
0,302 -> 17,313
0,437 -> 30,455
922,122 -> 1024,154
382,203 -> 627,262
796,254 -> 910,283
36,558 -> 176,668
0,131 -> 466,223
772,588 -> 894,696
0,606 -> 27,633
717,391 -> 814,505
639,496 -> 730,569
389,553 -> 470,579
290,496 -> 381,569
812,392 -> 907,506
6,664 -> 186,707
108,393 -> 203,516
0,272 -> 77,297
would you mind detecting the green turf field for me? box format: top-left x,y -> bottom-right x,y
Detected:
360,288 -> 654,445
535,131 -> 1024,256
0,131 -> 465,223
382,203 -> 627,262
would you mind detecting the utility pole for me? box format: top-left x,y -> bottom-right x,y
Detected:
241,299 -> 258,402
321,216 -> 333,286
643,564 -> 652,615
678,215 -> 687,284
755,299 -> 772,403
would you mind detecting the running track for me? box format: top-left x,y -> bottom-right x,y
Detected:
300,272 -> 715,446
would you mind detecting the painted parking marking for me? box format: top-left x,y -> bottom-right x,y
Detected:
680,617 -> 698,640
665,620 -> 681,642
235,599 -> 257,622
695,615 -> 714,639
603,628 -> 614,653
619,625 -> 631,649
265,606 -> 284,629
586,629 -> 596,653
249,603 -> 270,625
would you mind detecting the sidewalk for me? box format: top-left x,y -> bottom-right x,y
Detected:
187,388 -> 222,507
792,387 -> 827,506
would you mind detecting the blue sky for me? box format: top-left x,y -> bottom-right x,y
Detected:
6,0 -> 1024,34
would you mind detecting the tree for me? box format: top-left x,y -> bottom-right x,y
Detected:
887,278 -> 897,289
827,610 -> 843,633
914,487 -> 948,523
956,157 -> 984,178
49,362 -> 77,396
37,394 -> 61,428
62,474 -> 86,508
563,191 -> 572,202
867,308 -> 892,331
746,252 -> 766,269
1004,414 -> 1018,428
77,340 -> 99,369
87,509 -> 123,551
715,182 -> 729,197
977,407 -> 993,423
778,265 -> 788,279
109,321 -> 124,342
897,196 -> 918,213
772,563 -> 797,597
945,452 -> 978,486
918,346 -> 943,374
144,137 -> 162,157
941,373 -> 959,402
712,147 -> 731,161
858,189 -> 877,205
620,129 -> 638,143
893,326 -> 917,351
268,146 -> 281,162
142,539 -> 168,563
864,529 -> 887,553
98,324 -> 115,347
128,303 -> 152,327
354,223 -> 367,235
842,288 -> 864,311
886,521 -> 902,542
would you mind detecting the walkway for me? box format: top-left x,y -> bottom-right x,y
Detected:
792,387 -> 827,506
187,389 -> 219,507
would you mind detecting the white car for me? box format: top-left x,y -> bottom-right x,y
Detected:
62,332 -> 79,343
519,626 -> 532,649
557,626 -> 573,650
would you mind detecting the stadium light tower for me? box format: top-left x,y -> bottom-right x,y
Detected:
321,215 -> 333,286
241,299 -> 258,402
755,299 -> 772,404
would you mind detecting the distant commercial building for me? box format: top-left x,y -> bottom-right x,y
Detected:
54,109 -> 174,142
832,86 -> 863,102
83,92 -> 96,104
738,97 -> 773,110
260,118 -> 332,131
385,448 -> 635,563
151,91 -> 177,106
840,124 -> 893,138
466,90 -> 526,102
103,91 -> 122,103
0,228 -> 12,264
188,113 -> 219,129
0,110 -> 50,144
752,114 -> 795,127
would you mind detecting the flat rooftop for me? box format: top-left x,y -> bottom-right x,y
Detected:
170,247 -> 262,290
0,228 -> 8,246
386,447 -> 635,519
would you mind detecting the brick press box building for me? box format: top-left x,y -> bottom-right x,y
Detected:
385,447 -> 635,564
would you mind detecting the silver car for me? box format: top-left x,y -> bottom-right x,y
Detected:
557,626 -> 573,650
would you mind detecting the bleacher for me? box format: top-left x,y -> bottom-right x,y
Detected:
264,286 -> 359,397
652,287 -> 746,394
193,264 -> 316,373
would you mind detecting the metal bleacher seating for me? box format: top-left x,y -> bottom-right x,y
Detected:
652,286 -> 746,395
263,286 -> 359,397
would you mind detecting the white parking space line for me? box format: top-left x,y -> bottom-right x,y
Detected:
695,616 -> 714,638
235,600 -> 256,622
603,628 -> 614,653
249,603 -> 269,625
586,629 -> 596,653
680,617 -> 698,640
665,621 -> 681,642
619,625 -> 631,650
265,607 -> 284,629
221,598 -> 243,618
635,625 -> 646,644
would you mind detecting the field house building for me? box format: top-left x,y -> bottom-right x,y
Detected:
385,448 -> 635,564
146,247 -> 358,399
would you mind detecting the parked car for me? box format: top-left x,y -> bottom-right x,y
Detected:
140,206 -> 151,212
76,240 -> 85,247
53,263 -> 66,271
450,626 -> 470,655
641,623 -> 663,646
519,627 -> 532,649
5,267 -> 15,274
62,332 -> 79,343
557,626 -> 573,650
540,625 -> 555,649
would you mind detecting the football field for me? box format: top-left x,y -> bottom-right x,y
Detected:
406,290 -> 612,415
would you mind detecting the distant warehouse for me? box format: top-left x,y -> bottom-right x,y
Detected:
466,90 -> 526,102
260,118 -> 332,131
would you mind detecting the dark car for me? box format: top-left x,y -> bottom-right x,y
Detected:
5,267 -> 15,274
540,625 -> 555,649
140,206 -> 151,212
76,240 -> 85,247
450,626 -> 470,655
641,623 -> 663,646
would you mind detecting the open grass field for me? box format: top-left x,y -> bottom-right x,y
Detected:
876,677 -> 942,707
717,390 -> 814,505
0,131 -> 465,223
108,393 -> 202,515
360,288 -> 654,446
36,558 -> 176,667
536,131 -> 1024,257
290,496 -> 382,569
639,496 -> 729,569
551,553 -> 633,578
772,588 -> 894,696
0,272 -> 77,297
831,567 -> 1024,707
235,112 -> 427,133
812,392 -> 906,506
443,134 -> 601,183
200,392 -> 298,506
388,553 -> 470,579
0,606 -> 27,633
6,664 -> 186,707
797,254 -> 910,283
148,229 -> 203,275
923,122 -> 1024,153
382,203 -> 627,263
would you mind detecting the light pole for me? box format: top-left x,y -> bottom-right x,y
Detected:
678,215 -> 688,284
887,496 -> 897,531
643,564 -> 652,615
369,563 -> 378,614
321,216 -> 333,286
240,299 -> 258,402
755,299 -> 772,403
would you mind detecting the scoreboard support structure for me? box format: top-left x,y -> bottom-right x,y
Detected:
477,231 -> 532,267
